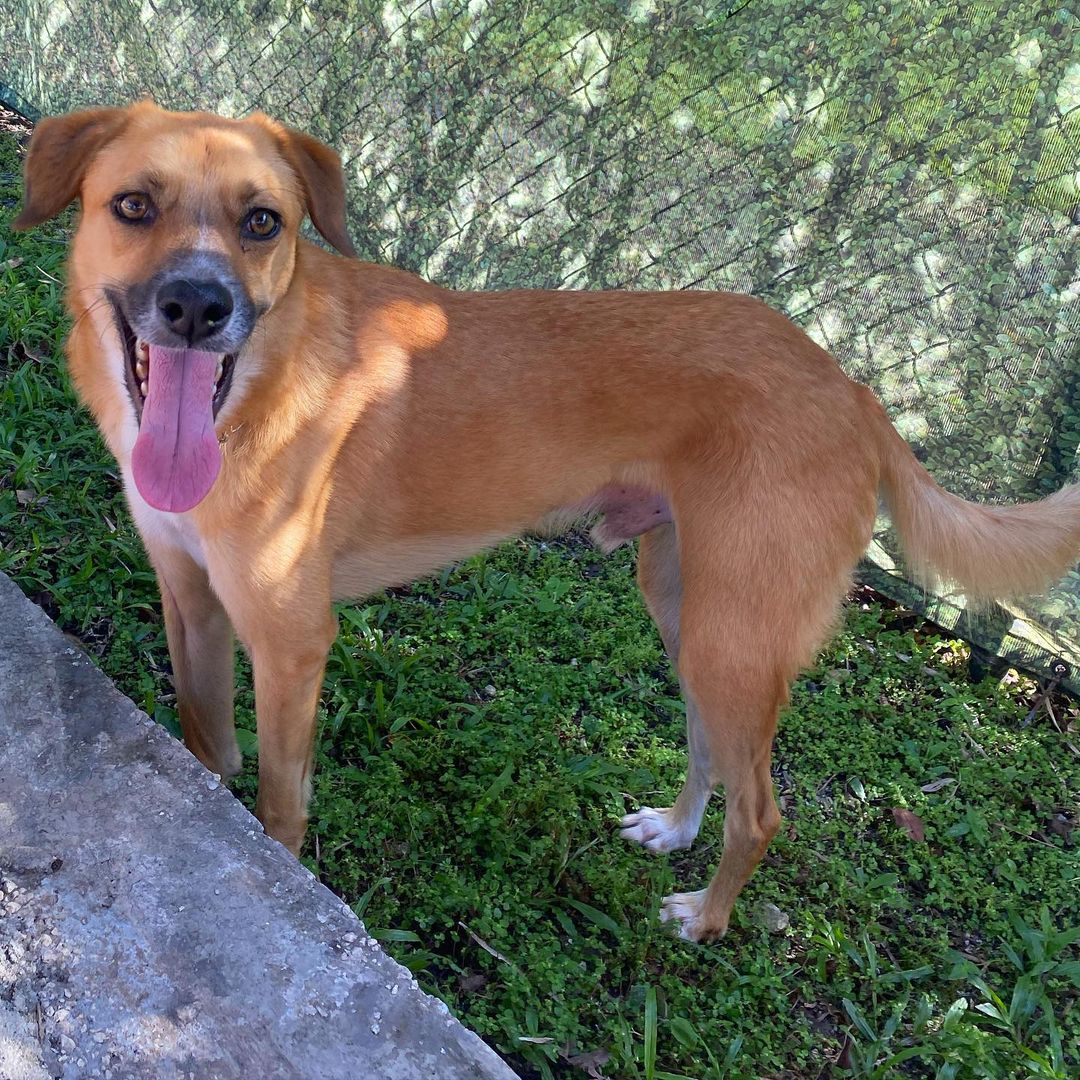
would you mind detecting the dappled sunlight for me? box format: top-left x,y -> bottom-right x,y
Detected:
242,297 -> 449,591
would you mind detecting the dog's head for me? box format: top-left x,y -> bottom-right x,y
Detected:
14,100 -> 355,513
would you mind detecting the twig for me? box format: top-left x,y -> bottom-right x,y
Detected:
961,730 -> 988,758
1023,659 -> 1069,727
997,823 -> 1075,854
458,920 -> 511,965
34,263 -> 64,285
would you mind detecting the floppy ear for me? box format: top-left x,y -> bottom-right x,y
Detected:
13,107 -> 128,230
277,126 -> 357,258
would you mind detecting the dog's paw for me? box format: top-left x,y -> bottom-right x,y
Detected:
619,806 -> 696,853
659,890 -> 726,943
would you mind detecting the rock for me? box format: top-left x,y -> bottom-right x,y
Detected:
761,902 -> 790,933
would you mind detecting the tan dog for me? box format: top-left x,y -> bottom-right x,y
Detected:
16,101 -> 1080,942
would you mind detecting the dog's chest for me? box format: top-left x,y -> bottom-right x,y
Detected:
124,468 -> 208,568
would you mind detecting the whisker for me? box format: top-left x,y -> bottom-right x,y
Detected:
68,296 -> 118,351
69,298 -> 108,334
66,275 -> 126,299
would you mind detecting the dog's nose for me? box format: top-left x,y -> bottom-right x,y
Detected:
156,279 -> 234,344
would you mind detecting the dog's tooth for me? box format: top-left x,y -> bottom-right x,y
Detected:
135,360 -> 147,379
215,360 -> 224,381
140,379 -> 149,397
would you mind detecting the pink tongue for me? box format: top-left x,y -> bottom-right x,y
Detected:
131,346 -> 222,513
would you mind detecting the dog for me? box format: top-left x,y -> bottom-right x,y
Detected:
15,101 -> 1080,942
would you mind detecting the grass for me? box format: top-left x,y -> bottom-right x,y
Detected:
1,119 -> 1078,1079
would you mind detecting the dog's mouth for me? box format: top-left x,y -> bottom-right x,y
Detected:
112,303 -> 237,515
115,309 -> 236,422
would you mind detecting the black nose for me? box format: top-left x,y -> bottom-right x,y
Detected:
156,279 -> 234,344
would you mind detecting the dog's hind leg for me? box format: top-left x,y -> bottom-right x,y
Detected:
657,635 -> 787,943
151,544 -> 240,778
652,468 -> 870,942
620,523 -> 713,853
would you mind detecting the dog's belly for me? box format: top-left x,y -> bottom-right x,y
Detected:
536,484 -> 672,542
330,488 -> 671,601
330,531 -> 508,601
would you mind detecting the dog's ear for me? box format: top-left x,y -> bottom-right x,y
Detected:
13,108 -> 128,230
277,126 -> 357,258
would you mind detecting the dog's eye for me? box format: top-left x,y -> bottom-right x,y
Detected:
114,193 -> 153,222
242,208 -> 281,240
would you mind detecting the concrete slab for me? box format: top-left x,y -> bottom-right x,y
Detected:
0,572 -> 517,1080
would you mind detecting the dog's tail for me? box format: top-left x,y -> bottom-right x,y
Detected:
865,388 -> 1080,600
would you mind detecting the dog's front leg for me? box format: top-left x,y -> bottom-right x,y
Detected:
224,584 -> 338,857
251,626 -> 336,855
150,543 -> 240,779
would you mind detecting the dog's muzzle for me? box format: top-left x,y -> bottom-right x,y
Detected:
107,251 -> 255,514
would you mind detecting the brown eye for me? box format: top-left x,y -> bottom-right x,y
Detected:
242,208 -> 281,239
114,193 -> 152,222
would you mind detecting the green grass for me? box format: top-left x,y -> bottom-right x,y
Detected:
1,124 -> 1078,1079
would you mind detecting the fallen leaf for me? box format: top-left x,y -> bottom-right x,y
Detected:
10,341 -> 46,365
920,777 -> 955,793
838,1032 -> 855,1069
892,807 -> 925,841
1048,815 -> 1073,842
563,1048 -> 611,1079
458,972 -> 488,992
518,1036 -> 554,1044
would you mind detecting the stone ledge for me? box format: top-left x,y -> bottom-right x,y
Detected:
0,572 -> 517,1080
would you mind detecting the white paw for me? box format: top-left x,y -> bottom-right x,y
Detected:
659,890 -> 720,942
619,806 -> 696,853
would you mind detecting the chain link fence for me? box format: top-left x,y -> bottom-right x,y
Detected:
2,0 -> 1079,685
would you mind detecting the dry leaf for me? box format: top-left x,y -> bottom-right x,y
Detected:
10,341 -> 46,365
838,1032 -> 855,1069
920,777 -> 955,793
1048,815 -> 1073,842
892,807 -> 925,841
564,1048 -> 611,1078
